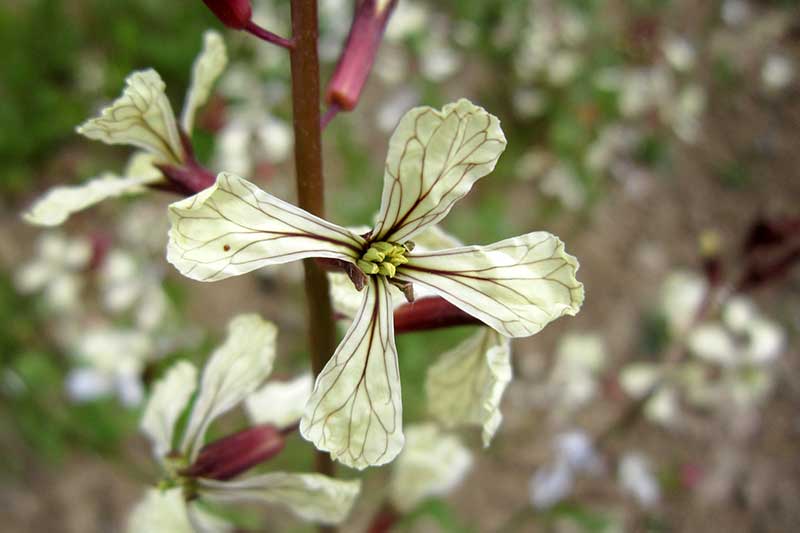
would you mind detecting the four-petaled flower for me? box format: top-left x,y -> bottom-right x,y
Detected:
130,313 -> 360,531
23,31 -> 228,227
166,99 -> 584,469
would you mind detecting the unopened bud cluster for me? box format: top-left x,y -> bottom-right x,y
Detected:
357,241 -> 413,278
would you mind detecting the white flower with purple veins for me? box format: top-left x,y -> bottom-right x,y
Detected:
328,226 -> 514,447
131,314 -> 360,531
166,99 -> 584,469
23,31 -> 227,227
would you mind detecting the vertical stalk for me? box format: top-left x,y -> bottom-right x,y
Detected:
288,0 -> 337,483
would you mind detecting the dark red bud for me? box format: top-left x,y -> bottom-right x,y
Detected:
743,215 -> 800,254
201,0 -> 253,30
367,502 -> 400,533
325,0 -> 398,111
393,297 -> 482,334
182,425 -> 285,481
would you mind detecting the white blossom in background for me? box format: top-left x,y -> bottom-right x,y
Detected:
166,99 -> 584,469
722,0 -> 752,27
389,424 -> 473,512
214,65 -> 293,177
66,327 -> 153,406
131,314 -> 360,531
540,162 -> 586,210
662,36 -> 696,72
375,87 -> 420,133
15,233 -> 92,312
659,270 -> 708,336
542,333 -> 608,418
761,54 -> 794,91
688,296 -> 785,408
664,84 -> 706,144
419,21 -> 463,83
385,0 -> 429,42
618,453 -> 660,507
585,125 -> 640,174
23,31 -> 228,227
529,430 -> 603,509
512,88 -> 546,119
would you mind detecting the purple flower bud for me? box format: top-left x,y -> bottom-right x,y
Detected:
201,0 -> 253,30
182,425 -> 285,481
393,296 -> 482,334
326,0 -> 398,111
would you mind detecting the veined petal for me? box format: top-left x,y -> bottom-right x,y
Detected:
167,173 -> 364,282
245,373 -> 313,429
77,69 -> 183,164
181,314 -> 277,460
389,424 -> 473,512
127,489 -> 231,533
425,328 -> 512,446
300,277 -> 404,470
23,172 -> 160,227
198,473 -> 361,525
182,31 -> 228,134
397,232 -> 584,338
140,360 -> 198,461
372,99 -> 507,242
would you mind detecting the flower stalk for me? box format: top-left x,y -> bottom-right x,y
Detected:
325,0 -> 398,114
288,0 -> 338,485
201,0 -> 294,49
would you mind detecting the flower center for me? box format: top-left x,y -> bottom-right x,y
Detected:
357,241 -> 413,278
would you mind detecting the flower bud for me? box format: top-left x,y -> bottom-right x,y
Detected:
393,296 -> 482,334
201,0 -> 253,30
182,425 -> 285,481
325,0 -> 398,111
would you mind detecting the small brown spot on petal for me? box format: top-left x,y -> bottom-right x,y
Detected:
223,244 -> 231,252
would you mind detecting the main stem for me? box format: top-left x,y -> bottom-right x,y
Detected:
289,0 -> 337,482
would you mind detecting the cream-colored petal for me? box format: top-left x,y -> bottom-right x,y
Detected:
140,360 -> 198,460
167,173 -> 364,282
77,69 -> 183,164
389,424 -> 473,512
181,314 -> 277,460
412,225 -> 464,250
397,232 -> 583,338
182,31 -> 228,134
22,172 -> 161,227
198,473 -> 361,525
127,489 -> 230,533
426,329 -> 512,446
300,277 -> 404,470
688,324 -> 737,366
245,373 -> 313,429
372,99 -> 507,242
619,363 -> 661,398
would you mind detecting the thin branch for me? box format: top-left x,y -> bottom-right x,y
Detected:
245,20 -> 295,49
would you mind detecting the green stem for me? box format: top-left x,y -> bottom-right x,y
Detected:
288,0 -> 338,491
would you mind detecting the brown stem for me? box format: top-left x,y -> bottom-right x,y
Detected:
289,0 -> 338,507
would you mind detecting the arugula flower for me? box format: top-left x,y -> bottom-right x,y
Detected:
23,31 -> 227,227
166,99 -> 584,469
132,314 -> 360,530
329,226 -> 513,447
